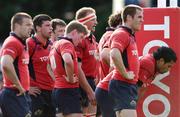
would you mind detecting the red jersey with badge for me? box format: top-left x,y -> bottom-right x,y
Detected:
49,39 -> 79,88
98,28 -> 114,80
139,54 -> 156,86
76,34 -> 99,79
110,26 -> 140,84
26,36 -> 54,90
1,33 -> 30,91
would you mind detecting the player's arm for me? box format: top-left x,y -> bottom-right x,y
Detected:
137,68 -> 153,99
78,61 -> 96,105
47,63 -> 55,81
100,48 -> 110,66
1,55 -> 25,95
110,48 -> 134,80
62,53 -> 78,83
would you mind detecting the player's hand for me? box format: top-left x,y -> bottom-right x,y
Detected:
87,91 -> 96,105
13,84 -> 26,96
124,71 -> 135,80
64,74 -> 79,84
28,86 -> 41,97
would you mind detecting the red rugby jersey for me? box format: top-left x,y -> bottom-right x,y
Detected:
76,34 -> 99,79
139,54 -> 156,86
1,33 -> 30,91
98,28 -> 114,80
49,38 -> 79,88
27,36 -> 54,90
110,26 -> 140,84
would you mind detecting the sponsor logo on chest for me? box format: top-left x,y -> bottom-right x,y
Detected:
40,56 -> 49,62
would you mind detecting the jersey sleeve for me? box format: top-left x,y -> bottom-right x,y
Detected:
1,41 -> 21,59
60,42 -> 74,58
139,57 -> 155,83
110,31 -> 129,53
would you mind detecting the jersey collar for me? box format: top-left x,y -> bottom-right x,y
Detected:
57,36 -> 73,43
10,32 -> 26,46
119,26 -> 135,36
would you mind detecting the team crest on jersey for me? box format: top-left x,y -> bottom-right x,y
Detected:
131,50 -> 138,56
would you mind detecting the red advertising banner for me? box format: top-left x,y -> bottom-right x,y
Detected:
136,8 -> 180,117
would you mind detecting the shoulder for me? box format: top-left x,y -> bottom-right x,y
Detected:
3,36 -> 23,49
111,28 -> 129,41
58,40 -> 74,49
140,54 -> 155,72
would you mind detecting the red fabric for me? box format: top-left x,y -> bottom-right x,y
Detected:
97,72 -> 113,91
49,40 -> 79,88
76,35 -> 99,78
98,30 -> 114,80
27,37 -> 54,90
110,28 -> 140,84
139,54 -> 156,86
1,36 -> 30,91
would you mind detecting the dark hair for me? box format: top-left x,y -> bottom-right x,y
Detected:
51,18 -> 66,32
122,4 -> 142,22
108,11 -> 122,28
33,14 -> 52,32
11,12 -> 32,31
153,46 -> 177,63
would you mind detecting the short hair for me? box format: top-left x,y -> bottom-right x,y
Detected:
153,46 -> 177,63
108,11 -> 122,28
33,14 -> 52,32
75,7 -> 96,20
11,12 -> 32,31
122,4 -> 143,22
65,20 -> 89,35
51,18 -> 66,32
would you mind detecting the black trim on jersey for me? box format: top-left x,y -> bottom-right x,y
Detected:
28,58 -> 36,80
136,80 -> 143,87
10,32 -> 26,50
122,48 -> 129,69
13,57 -> 20,80
28,36 -> 52,80
57,36 -> 73,43
119,26 -> 134,69
119,26 -> 135,37
77,57 -> 82,62
32,36 -> 52,49
55,37 -> 73,69
55,48 -> 65,69
106,27 -> 115,32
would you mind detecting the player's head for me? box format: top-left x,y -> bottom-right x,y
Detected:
75,7 -> 97,32
108,11 -> 122,28
65,20 -> 89,46
51,18 -> 66,37
11,12 -> 33,39
33,14 -> 52,38
122,4 -> 143,31
153,46 -> 177,73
